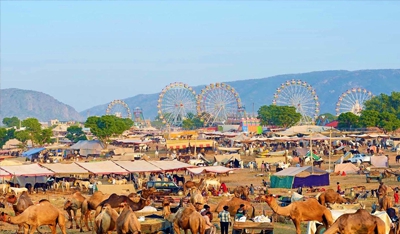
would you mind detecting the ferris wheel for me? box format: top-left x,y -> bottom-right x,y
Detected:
157,82 -> 197,126
197,83 -> 243,126
272,79 -> 320,124
336,88 -> 373,116
106,100 -> 132,119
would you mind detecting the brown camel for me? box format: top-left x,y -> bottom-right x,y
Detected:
184,178 -> 204,193
95,203 -> 119,234
169,203 -> 206,234
116,202 -> 141,234
262,195 -> 333,234
379,194 -> 393,211
0,199 -> 67,234
96,193 -> 150,217
318,189 -> 353,206
6,191 -> 34,233
233,186 -> 250,201
190,188 -> 207,205
64,191 -> 91,232
215,197 -> 256,219
324,209 -> 385,234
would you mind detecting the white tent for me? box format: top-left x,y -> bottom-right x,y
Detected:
147,160 -> 194,171
186,166 -> 236,175
1,164 -> 54,176
334,163 -> 360,174
41,163 -> 90,176
114,161 -> 162,173
76,161 -> 128,174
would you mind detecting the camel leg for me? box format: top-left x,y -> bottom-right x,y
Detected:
173,221 -> 181,234
323,221 -> 340,234
29,225 -> 37,234
293,219 -> 301,234
49,225 -> 57,234
74,210 -> 80,229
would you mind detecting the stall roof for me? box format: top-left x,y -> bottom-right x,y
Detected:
186,166 -> 236,175
0,168 -> 11,177
1,164 -> 55,176
114,139 -> 152,145
22,148 -> 46,157
41,163 -> 90,175
76,161 -> 128,174
113,161 -> 162,173
147,160 -> 194,171
274,166 -> 327,176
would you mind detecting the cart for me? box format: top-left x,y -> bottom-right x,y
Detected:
365,173 -> 383,183
233,221 -> 274,234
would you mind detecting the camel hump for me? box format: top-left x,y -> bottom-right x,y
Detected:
39,199 -> 50,203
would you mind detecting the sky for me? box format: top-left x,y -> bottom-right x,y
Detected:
1,1 -> 400,112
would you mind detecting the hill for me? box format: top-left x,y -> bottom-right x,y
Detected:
0,88 -> 84,122
81,69 -> 400,120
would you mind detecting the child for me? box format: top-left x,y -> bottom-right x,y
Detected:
394,190 -> 399,204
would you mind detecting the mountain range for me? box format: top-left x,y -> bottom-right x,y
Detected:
1,69 -> 399,122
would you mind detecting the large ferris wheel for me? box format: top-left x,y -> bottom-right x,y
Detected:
157,82 -> 197,126
106,100 -> 132,119
197,83 -> 244,126
272,79 -> 320,124
336,88 -> 373,116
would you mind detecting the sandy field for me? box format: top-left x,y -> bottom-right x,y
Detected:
0,145 -> 398,234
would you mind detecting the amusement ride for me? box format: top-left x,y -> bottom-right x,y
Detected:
335,88 -> 373,116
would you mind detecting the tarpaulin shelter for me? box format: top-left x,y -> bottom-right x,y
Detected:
0,168 -> 10,177
22,148 -> 46,159
371,155 -> 388,167
147,160 -> 195,172
1,164 -> 54,176
76,161 -> 128,175
214,154 -> 241,163
41,163 -> 90,177
270,166 -> 329,189
166,140 -> 214,150
186,166 -> 236,175
334,163 -> 360,174
113,161 -> 162,173
69,140 -> 105,156
305,152 -> 322,161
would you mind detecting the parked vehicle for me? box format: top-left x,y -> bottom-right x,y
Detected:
146,181 -> 183,195
345,154 -> 371,164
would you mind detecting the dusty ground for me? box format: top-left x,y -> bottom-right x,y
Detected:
0,145 -> 398,234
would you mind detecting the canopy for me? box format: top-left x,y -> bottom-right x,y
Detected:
76,161 -> 128,174
334,163 -> 360,174
305,152 -> 322,161
271,166 -> 329,189
0,168 -> 11,177
113,161 -> 162,173
1,164 -> 54,176
217,147 -> 241,152
114,139 -> 152,145
41,163 -> 90,175
147,160 -> 194,171
22,148 -> 46,158
214,154 -> 241,163
186,166 -> 236,175
166,140 -> 214,149
276,125 -> 338,136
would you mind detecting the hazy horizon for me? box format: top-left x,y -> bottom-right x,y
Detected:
2,2 -> 399,111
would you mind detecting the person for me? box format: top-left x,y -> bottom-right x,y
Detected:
378,181 -> 388,197
203,211 -> 215,234
249,184 -> 255,195
220,182 -> 228,194
297,186 -> 303,195
262,179 -> 267,187
394,191 -> 399,204
336,182 -> 341,194
201,205 -> 214,221
235,204 -> 246,220
218,205 -> 231,234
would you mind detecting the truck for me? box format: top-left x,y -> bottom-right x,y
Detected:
345,154 -> 371,164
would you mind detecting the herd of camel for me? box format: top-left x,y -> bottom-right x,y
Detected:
0,178 -> 396,234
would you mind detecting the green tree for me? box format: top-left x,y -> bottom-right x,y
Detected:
22,118 -> 42,132
359,110 -> 380,127
182,118 -> 194,130
258,105 -> 301,128
14,130 -> 31,144
85,115 -> 133,146
2,117 -> 21,128
364,91 -> 400,116
35,128 -> 53,145
337,112 -> 360,129
66,125 -> 87,143
378,112 -> 400,133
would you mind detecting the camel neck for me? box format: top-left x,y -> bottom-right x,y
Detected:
267,199 -> 280,213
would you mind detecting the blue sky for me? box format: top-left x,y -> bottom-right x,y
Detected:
1,1 -> 399,111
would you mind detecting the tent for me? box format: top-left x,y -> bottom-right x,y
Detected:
371,155 -> 388,167
305,152 -> 322,161
76,161 -> 128,174
270,166 -> 329,189
186,166 -> 236,175
113,161 -> 162,173
69,140 -> 105,156
0,164 -> 55,176
22,148 -> 46,159
147,160 -> 194,172
0,168 -> 10,177
41,163 -> 90,176
334,163 -> 360,174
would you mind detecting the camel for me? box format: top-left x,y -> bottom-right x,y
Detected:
233,186 -> 250,201
95,203 -> 119,234
203,179 -> 221,190
190,188 -> 207,205
318,189 -> 353,206
116,202 -> 141,234
261,195 -> 333,234
9,187 -> 28,196
96,193 -> 150,217
324,209 -> 385,234
0,199 -> 67,234
168,203 -> 206,234
64,191 -> 91,232
215,197 -> 256,219
6,191 -> 34,233
75,180 -> 91,191
379,194 -> 393,211
184,178 -> 204,193
0,183 -> 10,194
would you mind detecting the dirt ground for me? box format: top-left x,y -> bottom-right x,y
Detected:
0,145 -> 398,234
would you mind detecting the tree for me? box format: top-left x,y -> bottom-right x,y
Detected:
85,115 -> 133,146
364,91 -> 400,117
66,125 -> 87,143
377,112 -> 400,133
257,105 -> 301,128
316,113 -> 337,125
35,128 -> 53,145
2,117 -> 20,128
337,112 -> 360,129
22,118 -> 42,132
359,110 -> 380,127
14,130 -> 31,144
182,119 -> 194,130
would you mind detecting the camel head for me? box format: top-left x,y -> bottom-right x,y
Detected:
64,200 -> 72,210
6,195 -> 17,205
0,212 -> 10,222
102,203 -> 113,213
262,195 -> 275,205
